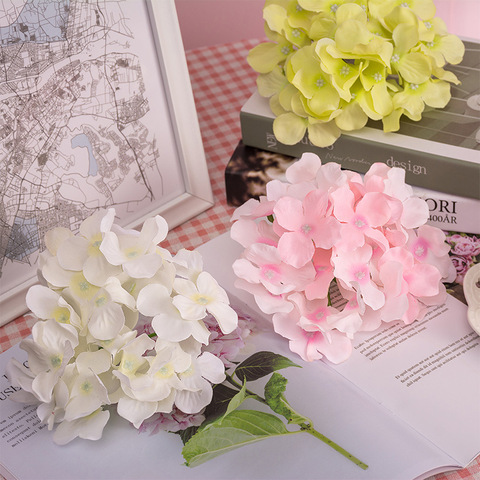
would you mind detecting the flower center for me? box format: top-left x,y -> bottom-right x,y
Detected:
261,264 -> 280,282
316,78 -> 325,88
373,72 -> 383,82
391,53 -> 400,63
424,21 -> 432,29
281,46 -> 290,55
413,239 -> 429,259
156,363 -> 174,379
353,216 -> 367,230
80,381 -> 92,394
95,295 -> 107,307
291,28 -> 301,38
427,41 -> 434,47
340,65 -> 350,76
53,306 -> 70,323
410,83 -> 419,90
330,3 -> 339,13
194,294 -> 211,305
50,354 -> 62,369
301,224 -> 312,234
401,2 -> 410,7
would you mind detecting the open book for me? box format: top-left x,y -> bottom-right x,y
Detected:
1,233 -> 479,480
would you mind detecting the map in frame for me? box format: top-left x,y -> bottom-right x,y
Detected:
0,0 -> 188,307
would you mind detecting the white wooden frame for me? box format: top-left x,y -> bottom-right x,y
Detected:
0,0 -> 213,325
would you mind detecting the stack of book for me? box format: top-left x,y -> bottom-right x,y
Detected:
226,40 -> 480,236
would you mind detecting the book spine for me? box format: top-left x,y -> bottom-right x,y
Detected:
411,186 -> 480,234
240,110 -> 480,201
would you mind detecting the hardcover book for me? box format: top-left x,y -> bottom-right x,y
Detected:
0,233 -> 479,480
240,40 -> 480,200
225,140 -> 480,235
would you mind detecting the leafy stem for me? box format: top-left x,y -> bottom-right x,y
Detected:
181,351 -> 368,471
224,373 -> 267,405
300,422 -> 369,470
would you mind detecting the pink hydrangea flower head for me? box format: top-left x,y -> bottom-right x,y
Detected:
274,190 -> 341,267
231,155 -> 450,364
272,292 -> 352,364
304,248 -> 335,301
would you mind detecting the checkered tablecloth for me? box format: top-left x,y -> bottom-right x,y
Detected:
0,38 -> 478,480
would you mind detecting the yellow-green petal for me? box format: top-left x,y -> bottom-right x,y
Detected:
270,94 -> 289,116
421,79 -> 451,108
392,23 -> 419,54
307,118 -> 341,147
247,42 -> 293,73
264,4 -> 288,34
278,82 -> 299,110
309,14 -> 336,40
335,3 -> 367,25
371,84 -> 394,116
382,108 -> 404,132
392,84 -> 425,117
307,83 -> 340,115
398,52 -> 431,84
335,19 -> 373,52
273,112 -> 308,144
257,67 -> 289,97
334,101 -> 368,131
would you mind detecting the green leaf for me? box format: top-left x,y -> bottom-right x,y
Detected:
234,351 -> 300,382
182,410 -> 296,467
203,383 -> 241,418
264,373 -> 311,426
222,381 -> 248,420
176,426 -> 199,445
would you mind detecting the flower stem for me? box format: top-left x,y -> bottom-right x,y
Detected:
301,423 -> 368,470
225,374 -> 268,405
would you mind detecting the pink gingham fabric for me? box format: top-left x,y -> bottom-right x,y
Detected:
0,39 -> 478,480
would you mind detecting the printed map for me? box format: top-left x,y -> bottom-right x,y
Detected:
0,0 -> 180,294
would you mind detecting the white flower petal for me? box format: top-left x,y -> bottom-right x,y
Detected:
42,256 -> 73,288
207,302 -> 238,334
79,210 -> 106,239
76,349 -> 112,375
175,378 -> 212,414
117,396 -> 157,428
53,409 -> 110,445
99,231 -> 124,265
88,302 -> 125,340
197,272 -> 229,303
173,278 -> 198,297
137,283 -> 172,316
44,227 -> 73,255
196,352 -> 226,384
26,285 -> 60,319
124,253 -> 164,279
83,254 -> 122,287
172,295 -> 206,321
139,215 -> 169,249
152,313 -> 193,343
57,236 -> 89,271
103,277 -> 136,309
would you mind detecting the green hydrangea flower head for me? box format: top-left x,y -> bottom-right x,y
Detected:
248,0 -> 464,147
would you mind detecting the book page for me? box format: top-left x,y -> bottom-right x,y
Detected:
0,335 -> 458,480
331,293 -> 480,465
199,233 -> 480,468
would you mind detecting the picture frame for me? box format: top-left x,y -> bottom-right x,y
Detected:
0,0 -> 213,326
